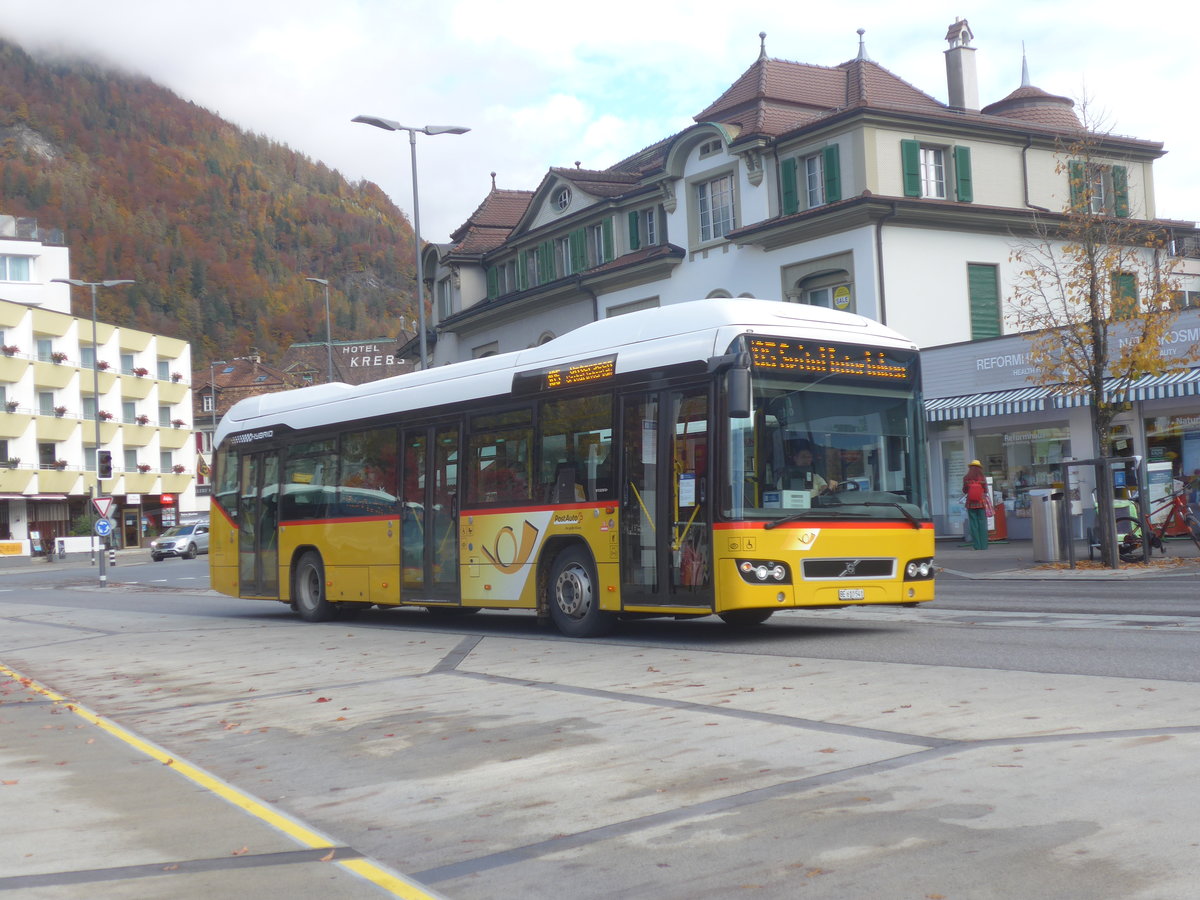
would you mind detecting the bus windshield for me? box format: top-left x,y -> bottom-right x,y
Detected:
725,371 -> 930,523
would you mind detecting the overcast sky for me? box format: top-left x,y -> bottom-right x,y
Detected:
2,1 -> 1197,242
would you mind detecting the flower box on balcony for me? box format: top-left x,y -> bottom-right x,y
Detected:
172,464 -> 186,474
132,367 -> 149,377
137,464 -> 152,473
171,372 -> 183,382
97,360 -> 111,370
5,400 -> 18,412
53,405 -> 67,417
50,351 -> 68,364
135,414 -> 150,426
2,345 -> 18,356
171,418 -> 186,428
98,410 -> 114,421
52,460 -> 68,470
2,457 -> 19,468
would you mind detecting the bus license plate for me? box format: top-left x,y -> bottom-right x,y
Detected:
838,588 -> 865,601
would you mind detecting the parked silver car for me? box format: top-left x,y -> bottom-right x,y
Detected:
150,522 -> 209,561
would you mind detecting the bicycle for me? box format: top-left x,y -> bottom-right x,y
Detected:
1103,489 -> 1200,563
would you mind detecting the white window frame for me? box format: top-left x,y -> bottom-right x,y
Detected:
920,146 -> 946,199
697,173 -> 736,243
643,209 -> 657,246
588,224 -> 606,267
804,153 -> 825,208
558,236 -> 574,277
0,255 -> 32,281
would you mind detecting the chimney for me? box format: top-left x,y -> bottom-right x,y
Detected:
944,18 -> 979,111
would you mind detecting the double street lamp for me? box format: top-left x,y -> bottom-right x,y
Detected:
304,277 -> 334,382
50,277 -> 134,589
351,116 -> 470,370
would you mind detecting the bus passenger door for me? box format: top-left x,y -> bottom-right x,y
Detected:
620,387 -> 713,608
401,425 -> 460,602
238,451 -> 280,597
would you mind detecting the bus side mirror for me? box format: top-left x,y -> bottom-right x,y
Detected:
726,366 -> 751,418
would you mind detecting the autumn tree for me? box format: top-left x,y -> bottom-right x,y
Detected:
1008,109 -> 1197,561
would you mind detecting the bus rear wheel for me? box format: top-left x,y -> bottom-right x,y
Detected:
718,609 -> 774,627
548,547 -> 613,638
294,551 -> 335,622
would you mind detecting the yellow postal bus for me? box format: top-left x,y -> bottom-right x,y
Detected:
210,299 -> 934,636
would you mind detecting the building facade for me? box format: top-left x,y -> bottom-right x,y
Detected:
422,21 -> 1200,536
0,217 -> 195,554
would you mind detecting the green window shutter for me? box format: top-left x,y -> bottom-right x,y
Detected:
1113,272 -> 1138,319
780,157 -> 798,215
628,211 -> 640,250
486,267 -> 499,299
601,217 -> 614,262
540,240 -> 555,283
967,264 -> 1001,340
1113,165 -> 1130,217
1068,160 -> 1085,211
517,251 -> 529,290
954,146 -> 973,203
901,140 -> 921,197
823,145 -> 841,203
570,229 -> 587,271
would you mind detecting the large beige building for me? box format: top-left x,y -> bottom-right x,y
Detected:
0,216 -> 195,555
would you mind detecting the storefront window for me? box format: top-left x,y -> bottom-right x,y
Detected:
1145,414 -> 1200,485
973,427 -> 1070,517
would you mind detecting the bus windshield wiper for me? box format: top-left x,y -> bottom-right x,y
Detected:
762,505 -> 869,530
855,501 -> 922,529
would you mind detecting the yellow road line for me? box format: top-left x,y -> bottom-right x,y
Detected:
1,663 -> 446,900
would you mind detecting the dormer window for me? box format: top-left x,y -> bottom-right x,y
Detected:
554,187 -> 572,212
699,139 -> 722,159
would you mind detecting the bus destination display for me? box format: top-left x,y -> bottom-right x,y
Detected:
514,355 -> 617,393
748,338 -> 913,384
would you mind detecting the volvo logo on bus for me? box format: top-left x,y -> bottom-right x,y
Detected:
839,559 -> 861,577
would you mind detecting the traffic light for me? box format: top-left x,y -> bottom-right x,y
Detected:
97,451 -> 112,479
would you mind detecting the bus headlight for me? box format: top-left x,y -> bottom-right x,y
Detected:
903,558 -> 935,581
736,559 -> 792,584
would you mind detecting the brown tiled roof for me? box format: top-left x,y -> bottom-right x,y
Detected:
550,166 -> 641,198
981,85 -> 1081,130
448,187 -> 532,255
694,56 -> 945,137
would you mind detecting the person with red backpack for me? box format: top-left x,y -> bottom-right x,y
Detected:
962,459 -> 990,550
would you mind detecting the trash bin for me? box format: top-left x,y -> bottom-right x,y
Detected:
1030,488 -> 1060,562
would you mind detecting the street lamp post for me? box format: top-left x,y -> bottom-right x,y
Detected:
208,360 -> 227,433
305,277 -> 334,382
50,277 -> 134,589
351,116 -> 470,370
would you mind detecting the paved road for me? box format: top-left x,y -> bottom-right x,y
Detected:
2,576 -> 1199,899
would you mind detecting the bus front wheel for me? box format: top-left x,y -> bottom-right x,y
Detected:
294,551 -> 335,622
548,547 -> 613,638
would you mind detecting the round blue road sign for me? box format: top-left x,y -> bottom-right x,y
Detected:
94,518 -> 113,537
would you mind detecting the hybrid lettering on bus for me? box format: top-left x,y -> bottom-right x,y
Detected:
210,299 -> 934,636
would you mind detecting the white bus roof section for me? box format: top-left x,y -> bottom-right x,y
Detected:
216,299 -> 917,444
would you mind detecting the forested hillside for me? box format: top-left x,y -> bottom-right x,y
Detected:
0,37 -> 416,364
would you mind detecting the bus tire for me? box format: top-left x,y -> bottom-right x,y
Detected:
293,551 -> 335,622
718,609 -> 774,627
548,546 -> 613,638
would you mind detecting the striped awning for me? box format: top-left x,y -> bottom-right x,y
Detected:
925,368 -> 1200,420
924,386 -> 1054,421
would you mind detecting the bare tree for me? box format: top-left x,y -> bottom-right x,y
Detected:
1008,106 -> 1196,561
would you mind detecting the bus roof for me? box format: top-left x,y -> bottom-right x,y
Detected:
216,299 -> 917,443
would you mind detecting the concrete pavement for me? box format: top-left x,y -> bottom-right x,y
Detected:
935,534 -> 1200,580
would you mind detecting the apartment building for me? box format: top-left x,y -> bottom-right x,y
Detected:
0,216 -> 194,553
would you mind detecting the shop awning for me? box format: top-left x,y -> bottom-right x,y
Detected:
0,493 -> 69,500
925,368 -> 1200,420
924,386 -> 1054,421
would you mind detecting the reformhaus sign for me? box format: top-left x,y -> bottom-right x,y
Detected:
922,307 -> 1200,400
